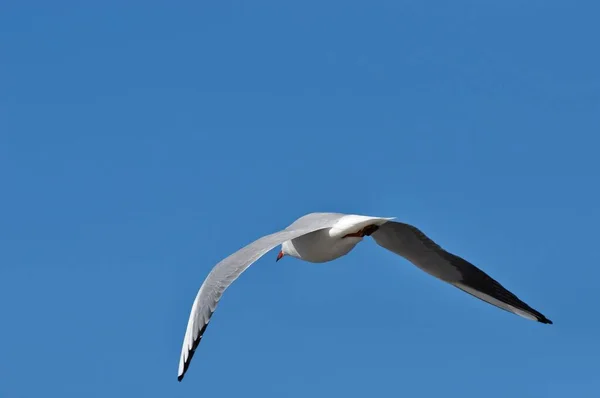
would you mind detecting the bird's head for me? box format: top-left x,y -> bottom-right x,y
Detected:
276,241 -> 297,262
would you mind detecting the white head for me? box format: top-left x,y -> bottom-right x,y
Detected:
275,240 -> 299,262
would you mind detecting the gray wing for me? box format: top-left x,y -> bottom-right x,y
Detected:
177,212 -> 346,381
371,221 -> 552,324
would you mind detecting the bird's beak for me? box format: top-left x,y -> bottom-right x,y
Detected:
276,250 -> 284,262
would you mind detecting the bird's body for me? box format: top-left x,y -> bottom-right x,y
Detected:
281,215 -> 391,263
282,228 -> 360,262
176,212 -> 553,382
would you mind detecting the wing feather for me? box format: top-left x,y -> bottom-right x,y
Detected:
371,221 -> 552,324
177,213 -> 346,381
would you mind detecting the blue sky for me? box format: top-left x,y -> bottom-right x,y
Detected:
2,1 -> 599,396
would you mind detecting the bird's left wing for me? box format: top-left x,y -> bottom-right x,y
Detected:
371,221 -> 552,324
177,212 -> 346,381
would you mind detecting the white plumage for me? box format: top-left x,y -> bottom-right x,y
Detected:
177,212 -> 552,381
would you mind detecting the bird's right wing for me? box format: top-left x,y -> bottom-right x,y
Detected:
371,221 -> 552,324
177,212 -> 347,381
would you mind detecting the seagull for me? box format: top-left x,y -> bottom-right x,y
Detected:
177,212 -> 552,381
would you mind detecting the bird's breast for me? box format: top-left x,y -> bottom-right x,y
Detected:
289,229 -> 362,263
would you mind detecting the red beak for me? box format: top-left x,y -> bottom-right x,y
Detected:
276,250 -> 284,262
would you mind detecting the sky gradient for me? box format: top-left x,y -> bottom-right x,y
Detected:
2,1 -> 600,397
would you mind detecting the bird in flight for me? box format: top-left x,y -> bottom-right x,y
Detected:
177,212 -> 552,381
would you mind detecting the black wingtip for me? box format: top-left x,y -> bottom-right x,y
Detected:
177,311 -> 214,383
538,316 -> 553,325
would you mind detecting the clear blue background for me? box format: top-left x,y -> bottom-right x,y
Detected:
2,1 -> 599,397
